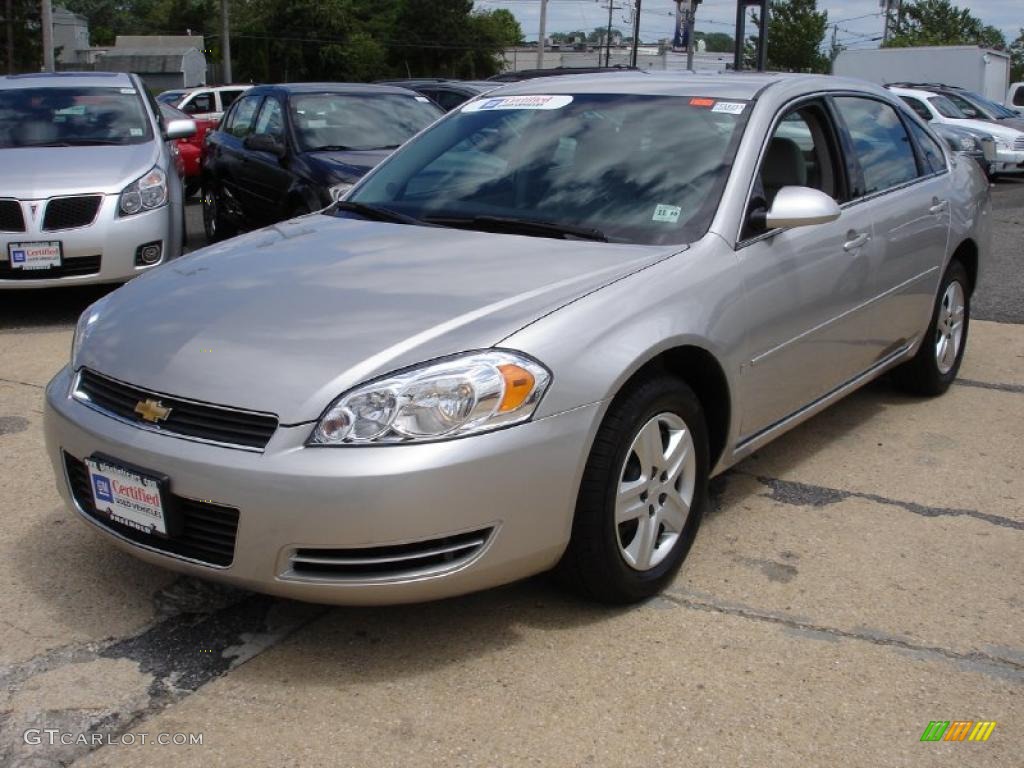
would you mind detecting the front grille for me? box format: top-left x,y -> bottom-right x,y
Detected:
0,254 -> 100,280
1014,136 -> 1024,151
0,199 -> 24,232
64,451 -> 239,567
43,195 -> 102,231
289,528 -> 493,580
75,368 -> 278,451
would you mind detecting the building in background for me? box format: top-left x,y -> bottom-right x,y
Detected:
98,36 -> 207,91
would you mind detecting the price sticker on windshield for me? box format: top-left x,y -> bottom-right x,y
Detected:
652,204 -> 681,223
463,95 -> 573,112
711,101 -> 746,114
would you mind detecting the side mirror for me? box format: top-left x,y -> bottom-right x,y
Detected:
244,133 -> 287,158
755,186 -> 841,231
164,118 -> 196,141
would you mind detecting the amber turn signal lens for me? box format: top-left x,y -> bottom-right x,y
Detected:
497,364 -> 535,412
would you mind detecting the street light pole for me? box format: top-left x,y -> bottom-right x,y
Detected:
604,0 -> 614,67
41,0 -> 53,71
536,0 -> 548,69
220,0 -> 231,83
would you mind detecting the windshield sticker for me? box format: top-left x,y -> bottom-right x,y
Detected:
129,128 -> 143,136
689,98 -> 715,107
712,101 -> 746,114
55,105 -> 86,116
652,204 -> 681,223
462,95 -> 573,113
414,96 -> 430,103
120,88 -> 136,95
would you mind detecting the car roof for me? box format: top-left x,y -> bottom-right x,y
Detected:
886,85 -> 938,99
249,82 -> 420,97
490,71 -> 872,101
0,71 -> 135,90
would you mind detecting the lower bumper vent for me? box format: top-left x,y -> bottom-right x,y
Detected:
289,528 -> 493,581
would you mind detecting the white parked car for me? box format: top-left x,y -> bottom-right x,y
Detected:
889,86 -> 1024,175
157,84 -> 252,125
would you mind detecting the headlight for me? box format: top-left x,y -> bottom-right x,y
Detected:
71,295 -> 110,368
958,136 -> 979,151
309,350 -> 551,445
329,182 -> 354,202
120,167 -> 167,216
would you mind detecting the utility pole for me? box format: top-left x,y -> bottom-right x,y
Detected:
536,0 -> 548,69
630,0 -> 642,68
220,0 -> 231,83
684,0 -> 696,70
41,0 -> 53,71
604,0 -> 614,67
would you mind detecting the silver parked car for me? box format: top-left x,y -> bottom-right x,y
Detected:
0,72 -> 194,288
45,72 -> 989,605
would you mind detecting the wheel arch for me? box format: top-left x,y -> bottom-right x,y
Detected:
608,344 -> 732,473
950,238 -> 978,295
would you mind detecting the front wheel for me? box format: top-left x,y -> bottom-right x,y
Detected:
892,259 -> 970,396
201,183 -> 236,244
557,374 -> 709,604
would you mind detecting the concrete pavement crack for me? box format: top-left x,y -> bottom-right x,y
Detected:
750,474 -> 1024,531
0,376 -> 45,390
661,591 -> 1024,677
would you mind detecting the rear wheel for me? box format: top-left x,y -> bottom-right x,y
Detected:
202,183 -> 235,243
892,259 -> 970,396
558,374 -> 709,604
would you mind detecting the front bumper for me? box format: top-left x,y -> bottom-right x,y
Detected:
991,147 -> 1024,174
0,196 -> 178,289
44,365 -> 600,605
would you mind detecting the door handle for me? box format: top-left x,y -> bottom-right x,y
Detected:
929,198 -> 948,214
843,231 -> 870,251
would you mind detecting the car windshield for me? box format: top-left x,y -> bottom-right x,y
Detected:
0,86 -> 153,148
927,95 -> 967,119
290,93 -> 442,152
965,91 -> 1018,119
346,93 -> 749,245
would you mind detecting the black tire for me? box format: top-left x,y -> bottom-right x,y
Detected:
185,179 -> 200,198
557,374 -> 709,604
201,182 -> 235,243
892,258 -> 970,397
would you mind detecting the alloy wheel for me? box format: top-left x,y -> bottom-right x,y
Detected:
615,412 -> 696,572
935,280 -> 965,375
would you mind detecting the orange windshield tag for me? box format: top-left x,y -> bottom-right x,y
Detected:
689,98 -> 715,107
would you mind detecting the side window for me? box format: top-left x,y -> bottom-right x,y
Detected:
743,101 -> 843,239
833,97 -> 918,197
431,89 -> 468,112
252,98 -> 284,139
182,91 -> 214,115
225,94 -> 262,139
219,89 -> 245,111
900,96 -> 932,123
1014,87 -> 1024,107
906,120 -> 946,175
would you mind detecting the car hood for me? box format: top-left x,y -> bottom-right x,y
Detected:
304,149 -> 393,182
1,142 -> 161,199
78,215 -> 677,424
946,117 -> 1022,140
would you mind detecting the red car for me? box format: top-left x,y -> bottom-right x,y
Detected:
160,103 -> 207,197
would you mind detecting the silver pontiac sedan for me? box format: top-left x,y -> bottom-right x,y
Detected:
44,72 -> 989,605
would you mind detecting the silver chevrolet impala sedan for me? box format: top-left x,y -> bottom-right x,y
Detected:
44,72 -> 989,605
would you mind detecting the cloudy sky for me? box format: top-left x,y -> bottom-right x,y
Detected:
476,0 -> 1021,51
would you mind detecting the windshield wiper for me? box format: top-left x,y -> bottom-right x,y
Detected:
423,214 -> 608,242
332,200 -> 427,226
307,144 -> 357,152
13,138 -> 125,148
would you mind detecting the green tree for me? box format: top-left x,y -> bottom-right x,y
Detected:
694,31 -> 735,53
1011,29 -> 1024,81
765,0 -> 828,72
885,0 -> 1006,49
1,0 -> 41,72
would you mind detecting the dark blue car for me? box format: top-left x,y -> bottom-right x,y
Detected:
201,83 -> 442,241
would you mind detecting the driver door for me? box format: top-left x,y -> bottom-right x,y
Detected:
736,98 -> 882,440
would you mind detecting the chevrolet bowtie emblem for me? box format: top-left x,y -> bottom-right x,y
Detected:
134,399 -> 172,423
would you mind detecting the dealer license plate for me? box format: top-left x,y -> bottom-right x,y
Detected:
8,241 -> 62,270
85,456 -> 168,536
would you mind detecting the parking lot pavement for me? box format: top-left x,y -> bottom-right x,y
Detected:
1,185 -> 1022,767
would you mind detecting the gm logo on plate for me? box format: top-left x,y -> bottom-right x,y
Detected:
92,474 -> 113,503
11,250 -> 26,263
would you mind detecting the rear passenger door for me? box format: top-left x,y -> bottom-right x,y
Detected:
737,98 -> 883,439
831,96 -> 949,352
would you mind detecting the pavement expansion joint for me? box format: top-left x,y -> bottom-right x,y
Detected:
955,377 -> 1024,394
661,590 -> 1024,679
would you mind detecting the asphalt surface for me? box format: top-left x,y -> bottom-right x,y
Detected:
0,184 -> 1021,767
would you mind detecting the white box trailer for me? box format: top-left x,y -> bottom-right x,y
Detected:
833,46 -> 1010,103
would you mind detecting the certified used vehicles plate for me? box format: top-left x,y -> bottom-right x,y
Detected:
84,456 -> 168,536
8,241 -> 62,270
